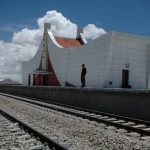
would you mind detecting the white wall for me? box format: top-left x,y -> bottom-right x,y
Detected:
47,31 -> 111,87
22,30 -> 150,89
109,32 -> 150,89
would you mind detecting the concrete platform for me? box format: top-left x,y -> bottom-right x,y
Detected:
0,85 -> 150,122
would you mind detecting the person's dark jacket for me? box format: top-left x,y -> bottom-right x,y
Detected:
81,67 -> 86,75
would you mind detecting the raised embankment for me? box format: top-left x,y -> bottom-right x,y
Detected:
0,85 -> 149,122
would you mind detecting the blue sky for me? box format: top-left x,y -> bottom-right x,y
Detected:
0,0 -> 150,82
0,0 -> 150,41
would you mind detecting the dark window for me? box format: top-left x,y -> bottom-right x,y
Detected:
121,69 -> 131,88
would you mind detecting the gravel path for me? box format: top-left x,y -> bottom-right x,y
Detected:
0,95 -> 150,150
0,114 -> 46,150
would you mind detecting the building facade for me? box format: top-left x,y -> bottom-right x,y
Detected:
22,23 -> 150,89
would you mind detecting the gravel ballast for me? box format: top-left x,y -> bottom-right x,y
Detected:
0,95 -> 150,150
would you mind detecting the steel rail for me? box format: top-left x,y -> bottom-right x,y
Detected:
0,107 -> 68,150
1,93 -> 150,137
1,92 -> 150,126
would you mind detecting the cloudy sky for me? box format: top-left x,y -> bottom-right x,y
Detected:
0,0 -> 150,82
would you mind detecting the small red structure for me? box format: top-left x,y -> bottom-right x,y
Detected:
29,72 -> 59,86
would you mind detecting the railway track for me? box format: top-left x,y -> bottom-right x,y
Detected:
0,101 -> 68,150
0,112 -> 46,149
0,92 -> 150,138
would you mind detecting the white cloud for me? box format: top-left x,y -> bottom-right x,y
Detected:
0,41 -> 21,81
37,10 -> 106,39
38,10 -> 77,38
83,24 -> 106,40
0,10 -> 106,82
12,28 -> 42,46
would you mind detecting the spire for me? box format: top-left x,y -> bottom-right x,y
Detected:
76,27 -> 83,38
40,23 -> 51,71
44,23 -> 51,33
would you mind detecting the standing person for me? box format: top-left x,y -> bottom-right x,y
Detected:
81,64 -> 87,87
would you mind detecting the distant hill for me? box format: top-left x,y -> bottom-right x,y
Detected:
0,79 -> 21,85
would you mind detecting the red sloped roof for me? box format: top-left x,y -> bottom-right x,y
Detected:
55,37 -> 82,48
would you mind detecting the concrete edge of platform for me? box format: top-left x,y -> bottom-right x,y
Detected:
1,85 -> 150,94
0,85 -> 150,122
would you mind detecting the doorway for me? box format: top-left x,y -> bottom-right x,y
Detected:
121,69 -> 130,88
43,75 -> 49,86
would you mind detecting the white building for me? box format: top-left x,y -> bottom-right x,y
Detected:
22,23 -> 150,89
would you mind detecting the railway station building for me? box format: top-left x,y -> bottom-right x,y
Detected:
22,23 -> 150,89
